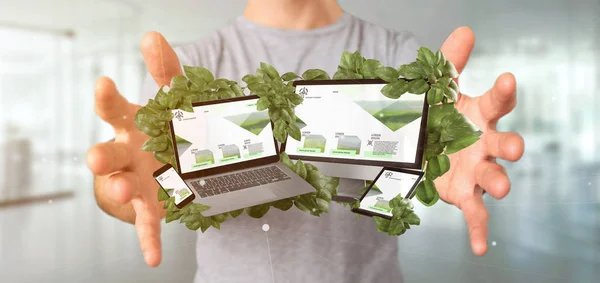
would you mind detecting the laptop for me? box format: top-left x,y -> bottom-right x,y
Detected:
282,79 -> 429,181
168,95 -> 316,216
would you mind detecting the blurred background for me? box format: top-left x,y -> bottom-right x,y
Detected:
0,0 -> 598,282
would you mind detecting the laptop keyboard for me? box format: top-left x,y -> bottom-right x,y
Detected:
189,165 -> 292,198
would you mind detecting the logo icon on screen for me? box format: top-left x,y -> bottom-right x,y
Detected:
298,87 -> 308,98
384,171 -> 393,178
175,110 -> 184,121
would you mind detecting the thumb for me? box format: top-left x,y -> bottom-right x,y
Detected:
440,26 -> 475,75
141,31 -> 184,87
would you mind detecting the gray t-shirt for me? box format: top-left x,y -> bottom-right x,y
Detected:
140,12 -> 420,283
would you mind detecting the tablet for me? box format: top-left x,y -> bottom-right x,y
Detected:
351,167 -> 424,219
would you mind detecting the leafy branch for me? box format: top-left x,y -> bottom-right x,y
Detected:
134,46 -> 482,236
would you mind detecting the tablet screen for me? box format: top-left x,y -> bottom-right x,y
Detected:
358,169 -> 422,217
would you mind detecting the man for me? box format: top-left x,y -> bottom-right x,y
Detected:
87,0 -> 524,282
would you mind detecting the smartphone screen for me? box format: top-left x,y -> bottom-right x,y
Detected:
356,169 -> 422,218
154,166 -> 195,208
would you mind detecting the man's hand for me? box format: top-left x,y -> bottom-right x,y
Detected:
435,27 -> 525,256
86,32 -> 183,267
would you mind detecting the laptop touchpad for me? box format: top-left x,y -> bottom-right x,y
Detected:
237,189 -> 278,204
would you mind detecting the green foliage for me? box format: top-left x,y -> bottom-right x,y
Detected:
135,47 -> 482,236
371,195 -> 421,236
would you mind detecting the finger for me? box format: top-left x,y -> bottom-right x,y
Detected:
461,195 -> 489,256
106,171 -> 139,204
132,198 -> 162,267
484,131 -> 525,162
140,31 -> 183,87
475,161 -> 510,199
86,142 -> 133,176
440,26 -> 475,74
478,73 -> 517,126
95,77 -> 134,132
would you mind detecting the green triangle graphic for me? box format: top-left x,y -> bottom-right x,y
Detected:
224,111 -> 271,135
175,135 -> 193,157
354,100 -> 423,131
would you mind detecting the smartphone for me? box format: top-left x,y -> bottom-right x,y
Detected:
351,167 -> 423,219
153,164 -> 196,209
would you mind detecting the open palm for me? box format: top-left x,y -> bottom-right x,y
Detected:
434,27 -> 525,256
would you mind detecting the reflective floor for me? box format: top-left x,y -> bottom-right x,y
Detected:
1,148 -> 599,283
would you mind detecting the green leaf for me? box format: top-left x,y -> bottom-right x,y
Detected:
271,198 -> 294,211
166,90 -> 182,109
180,96 -> 194,112
287,122 -> 301,141
435,50 -> 447,68
373,216 -> 391,233
171,75 -> 189,90
279,107 -> 293,123
406,79 -> 430,94
246,204 -> 271,218
154,150 -> 172,164
332,68 -> 363,80
188,203 -> 211,214
387,218 -> 406,236
231,83 -> 245,97
158,189 -> 170,201
360,59 -> 383,79
210,219 -> 221,229
340,51 -> 358,71
147,99 -> 167,111
375,66 -> 400,83
428,103 -> 456,130
427,86 -> 444,105
417,47 -> 436,67
257,97 -> 271,111
449,79 -> 459,93
415,179 -> 439,207
445,132 -> 481,154
279,152 -> 295,170
186,221 -> 202,231
281,72 -> 300,81
200,218 -> 211,232
389,195 -> 404,208
260,62 -> 280,80
141,135 -> 169,152
381,80 -> 408,99
315,198 -> 330,213
440,112 -> 474,142
286,92 -> 303,105
184,66 -> 215,85
156,87 -> 170,107
294,160 -> 308,179
211,213 -> 228,223
426,154 -> 451,180
316,188 -> 333,202
443,60 -> 459,78
165,210 -> 182,223
242,74 -> 263,86
266,105 -> 279,119
216,88 -> 235,99
230,209 -> 244,218
398,62 -> 425,80
404,212 -> 421,226
273,120 -> 288,142
302,69 -> 330,80
294,199 -> 312,214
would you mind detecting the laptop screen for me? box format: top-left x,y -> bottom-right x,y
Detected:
170,97 -> 278,175
285,81 -> 427,168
